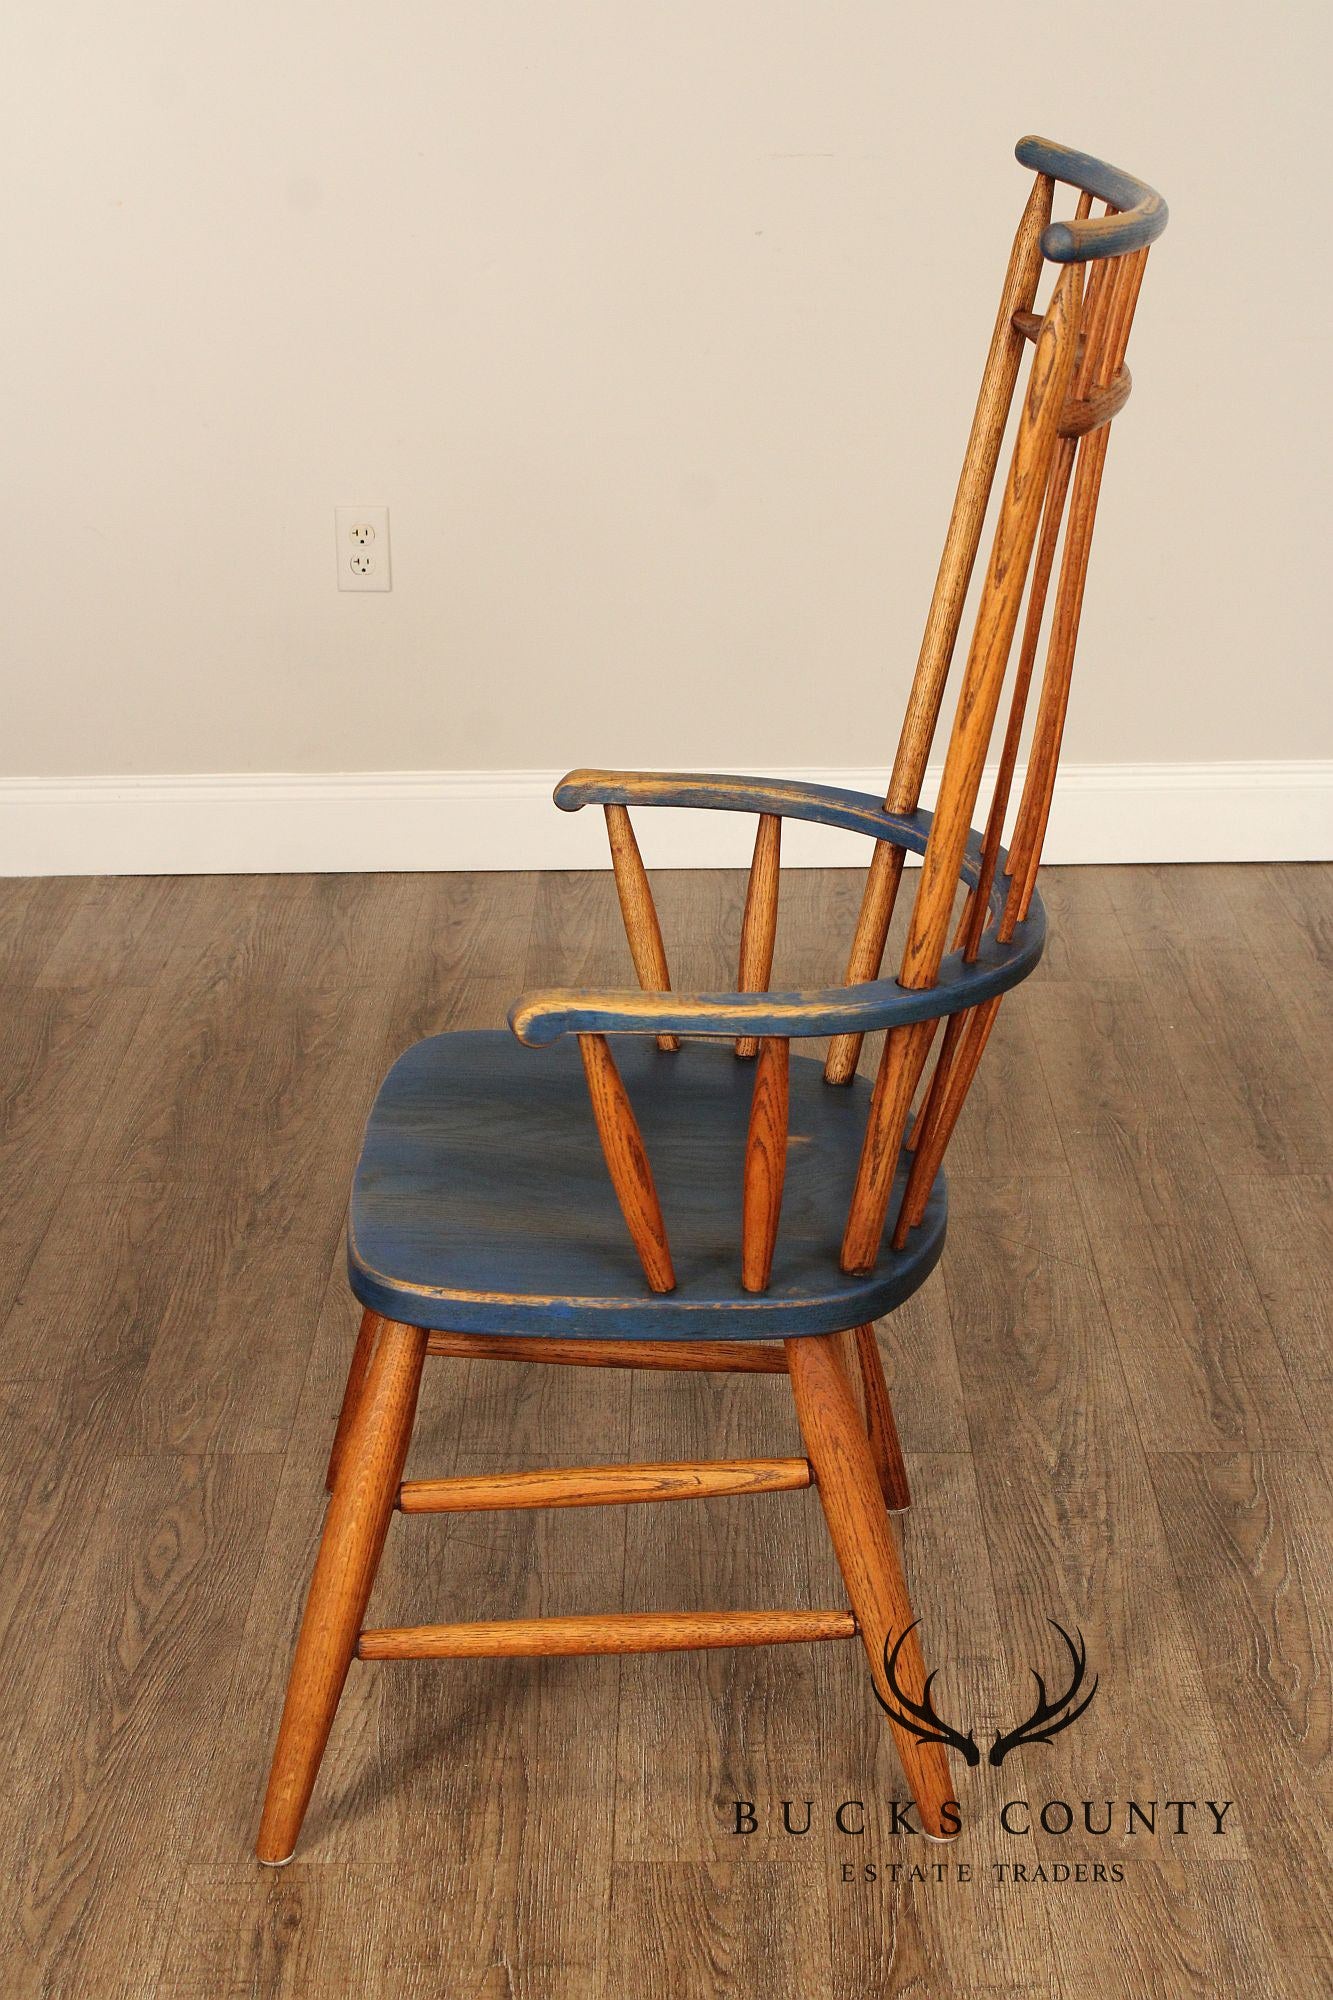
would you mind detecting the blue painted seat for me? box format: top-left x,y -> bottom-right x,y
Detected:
348,1030 -> 947,1339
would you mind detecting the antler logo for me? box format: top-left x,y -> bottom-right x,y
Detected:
873,1619 -> 1098,1768
988,1622 -> 1099,1766
875,1624 -> 982,1765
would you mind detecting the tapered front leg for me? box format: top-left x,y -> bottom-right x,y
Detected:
324,1308 -> 383,1493
786,1331 -> 955,1840
257,1318 -> 428,1864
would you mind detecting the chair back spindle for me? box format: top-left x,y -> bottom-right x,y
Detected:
578,1032 -> 676,1290
879,194 -> 1157,1258
604,804 -> 681,1053
840,254 -> 1086,1274
741,1035 -> 790,1291
735,813 -> 783,1057
823,169 -> 1055,1085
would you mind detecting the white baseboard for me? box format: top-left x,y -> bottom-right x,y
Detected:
1,762 -> 1330,875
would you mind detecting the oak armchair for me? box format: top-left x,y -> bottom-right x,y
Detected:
257,135 -> 1167,1864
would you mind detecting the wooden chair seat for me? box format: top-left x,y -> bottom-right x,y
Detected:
348,1029 -> 947,1339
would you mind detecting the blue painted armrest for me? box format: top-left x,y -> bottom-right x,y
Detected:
510,903 -> 1046,1046
555,768 -> 930,848
524,769 -> 1047,1045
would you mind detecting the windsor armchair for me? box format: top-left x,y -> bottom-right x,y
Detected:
257,136 -> 1167,1863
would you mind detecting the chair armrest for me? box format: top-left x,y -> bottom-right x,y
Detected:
555,768 -> 930,849
509,897 -> 1045,1046
532,767 -> 1047,1048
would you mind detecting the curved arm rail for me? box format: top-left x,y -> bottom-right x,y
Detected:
554,768 -> 933,846
512,779 -> 1046,1045
1015,136 -> 1168,263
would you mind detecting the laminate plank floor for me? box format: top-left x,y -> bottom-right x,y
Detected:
0,864 -> 1328,1998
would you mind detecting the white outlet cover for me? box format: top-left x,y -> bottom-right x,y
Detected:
335,506 -> 391,591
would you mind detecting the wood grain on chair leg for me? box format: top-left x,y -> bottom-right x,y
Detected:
786,1331 -> 955,1839
852,1322 -> 912,1510
257,1318 -> 429,1865
324,1307 -> 382,1494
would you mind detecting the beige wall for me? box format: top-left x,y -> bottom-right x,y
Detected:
5,3 -> 1330,784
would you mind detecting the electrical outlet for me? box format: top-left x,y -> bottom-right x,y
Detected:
335,506 -> 391,591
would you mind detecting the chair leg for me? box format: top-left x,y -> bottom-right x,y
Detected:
325,1307 -> 383,1493
257,1318 -> 428,1865
786,1331 -> 956,1840
852,1322 -> 912,1510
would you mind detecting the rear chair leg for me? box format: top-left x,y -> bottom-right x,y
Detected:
257,1318 -> 428,1865
786,1331 -> 955,1840
852,1322 -> 912,1510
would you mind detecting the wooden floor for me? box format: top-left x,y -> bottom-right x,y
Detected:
0,862 -> 1328,1997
